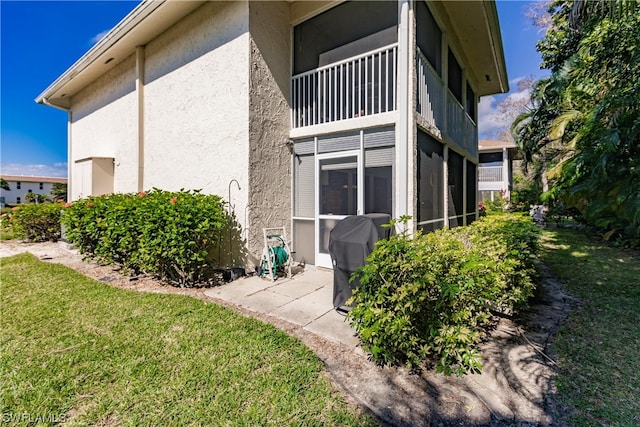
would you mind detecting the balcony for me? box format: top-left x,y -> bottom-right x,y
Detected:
478,165 -> 506,191
416,49 -> 445,134
290,44 -> 478,156
291,44 -> 397,129
417,49 -> 477,156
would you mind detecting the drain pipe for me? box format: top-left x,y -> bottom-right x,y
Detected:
136,45 -> 145,193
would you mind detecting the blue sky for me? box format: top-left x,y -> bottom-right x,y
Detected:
1,1 -> 547,178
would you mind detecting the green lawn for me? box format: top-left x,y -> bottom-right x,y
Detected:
541,228 -> 640,426
0,253 -> 376,426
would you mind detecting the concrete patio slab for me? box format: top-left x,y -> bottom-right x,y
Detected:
269,279 -> 325,299
237,290 -> 295,313
303,309 -> 360,347
204,276 -> 276,300
270,287 -> 334,326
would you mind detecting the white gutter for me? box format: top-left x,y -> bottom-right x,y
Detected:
41,97 -> 70,112
483,1 -> 508,93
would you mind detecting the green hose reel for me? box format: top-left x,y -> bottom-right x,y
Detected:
257,231 -> 292,280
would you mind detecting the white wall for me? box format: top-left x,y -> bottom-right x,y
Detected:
144,1 -> 250,211
70,54 -> 138,200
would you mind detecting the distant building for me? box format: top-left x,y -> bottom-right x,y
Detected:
477,139 -> 520,202
0,175 -> 67,206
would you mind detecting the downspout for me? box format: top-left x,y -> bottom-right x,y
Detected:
42,97 -> 72,201
136,45 -> 145,193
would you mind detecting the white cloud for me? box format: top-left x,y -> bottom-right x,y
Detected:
0,163 -> 67,178
478,77 -> 533,140
90,30 -> 110,45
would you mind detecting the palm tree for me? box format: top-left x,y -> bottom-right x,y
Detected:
569,0 -> 639,29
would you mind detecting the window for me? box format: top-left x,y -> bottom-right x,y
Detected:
447,49 -> 462,103
447,150 -> 464,227
466,161 -> 477,225
39,182 -> 44,190
466,83 -> 476,122
293,153 -> 315,218
479,152 -> 503,165
16,182 -> 21,189
16,197 -> 21,204
293,139 -> 315,265
416,1 -> 442,74
417,130 -> 445,232
365,147 -> 393,215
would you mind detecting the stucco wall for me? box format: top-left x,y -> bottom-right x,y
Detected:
70,54 -> 137,200
247,1 -> 292,261
143,1 -> 250,213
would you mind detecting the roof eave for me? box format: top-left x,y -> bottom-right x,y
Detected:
482,0 -> 509,95
35,0 -> 206,107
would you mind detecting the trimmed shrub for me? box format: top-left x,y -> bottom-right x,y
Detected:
347,213 -> 540,375
62,189 -> 228,287
10,203 -> 64,242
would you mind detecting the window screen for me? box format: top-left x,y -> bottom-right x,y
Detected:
365,147 -> 393,215
318,131 -> 360,153
466,160 -> 477,225
364,126 -> 395,148
479,152 -> 503,165
416,1 -> 442,75
293,1 -> 398,75
447,149 -> 464,227
293,219 -> 315,265
417,130 -> 444,230
448,49 -> 462,103
293,154 -> 315,218
466,83 -> 476,122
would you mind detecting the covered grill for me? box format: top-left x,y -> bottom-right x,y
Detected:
328,213 -> 392,310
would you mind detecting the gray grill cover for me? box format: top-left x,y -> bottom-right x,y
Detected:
328,214 -> 392,309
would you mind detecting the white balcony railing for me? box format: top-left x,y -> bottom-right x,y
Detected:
417,48 -> 477,156
416,49 -> 445,131
464,112 -> 478,157
291,44 -> 398,129
478,165 -> 504,182
446,92 -> 465,148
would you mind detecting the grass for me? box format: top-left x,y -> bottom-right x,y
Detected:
0,253 -> 376,426
540,227 -> 640,426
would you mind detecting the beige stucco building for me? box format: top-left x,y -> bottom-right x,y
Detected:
478,139 -> 520,203
37,0 -> 507,268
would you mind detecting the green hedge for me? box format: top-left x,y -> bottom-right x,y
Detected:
9,203 -> 64,242
62,190 -> 228,287
347,213 -> 540,376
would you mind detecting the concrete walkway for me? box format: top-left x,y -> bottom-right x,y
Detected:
203,269 -> 362,351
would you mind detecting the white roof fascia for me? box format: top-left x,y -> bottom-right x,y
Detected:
35,0 -> 205,108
